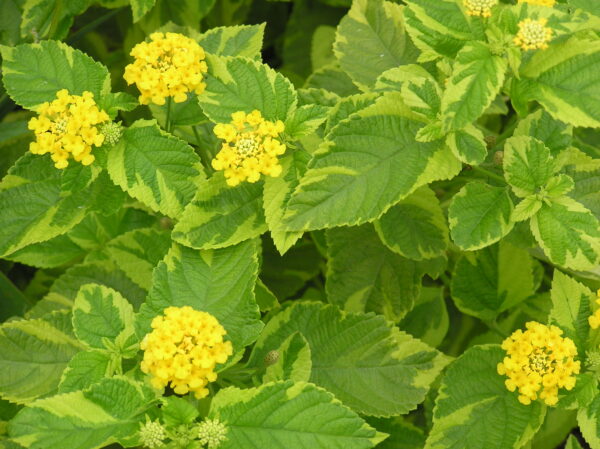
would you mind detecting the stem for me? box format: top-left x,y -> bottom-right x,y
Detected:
165,97 -> 173,133
67,8 -> 123,44
470,165 -> 506,184
193,126 -> 215,174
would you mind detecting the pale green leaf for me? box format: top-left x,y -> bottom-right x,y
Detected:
400,287 -> 448,348
513,110 -> 572,156
441,41 -> 507,132
448,182 -> 514,251
107,119 -> 204,219
503,136 -> 555,198
198,24 -> 264,59
333,0 -> 418,90
530,196 -> 600,271
210,381 -> 383,449
263,332 -> 312,383
172,174 -> 266,250
446,124 -> 487,165
578,393 -> 600,449
137,240 -> 263,351
324,92 -> 379,135
58,350 -> 111,393
375,186 -> 448,260
425,345 -> 546,449
284,104 -> 328,139
249,302 -> 450,416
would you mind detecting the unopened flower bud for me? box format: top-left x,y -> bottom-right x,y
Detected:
139,420 -> 166,449
197,418 -> 228,449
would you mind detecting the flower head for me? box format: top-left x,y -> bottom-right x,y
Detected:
588,289 -> 600,329
124,32 -> 208,105
497,321 -> 580,406
518,0 -> 555,6
140,306 -> 233,399
139,420 -> 166,449
27,89 -> 109,169
514,18 -> 553,51
463,0 -> 498,17
197,419 -> 228,449
99,121 -> 123,146
211,110 -> 286,186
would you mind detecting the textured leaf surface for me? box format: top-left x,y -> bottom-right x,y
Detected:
448,182 -> 514,251
400,287 -> 448,348
326,225 -> 423,322
137,241 -> 263,351
450,242 -> 535,322
249,302 -> 450,416
9,377 -> 153,449
198,24 -> 264,59
263,332 -> 312,383
199,55 -> 297,124
107,120 -> 204,219
284,92 -> 461,231
210,381 -> 383,449
426,345 -> 545,449
375,186 -> 448,260
333,0 -> 417,90
0,311 -> 82,403
172,175 -> 266,250
503,136 -> 555,198
58,350 -> 111,393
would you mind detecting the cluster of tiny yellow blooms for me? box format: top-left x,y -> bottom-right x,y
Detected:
27,89 -> 109,169
514,18 -> 553,50
497,322 -> 580,406
124,32 -> 208,105
140,306 -> 233,399
588,289 -> 600,329
197,419 -> 228,449
463,0 -> 498,17
212,110 -> 286,186
518,0 -> 556,6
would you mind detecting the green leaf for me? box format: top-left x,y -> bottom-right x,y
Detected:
263,332 -> 312,383
0,155 -> 98,258
565,435 -> 585,449
446,124 -> 488,165
521,38 -> 600,128
0,40 -> 109,109
255,278 -> 279,312
0,311 -> 82,403
448,182 -> 514,251
324,93 -> 379,135
263,150 -> 310,254
21,0 -> 92,40
103,228 -> 171,290
284,92 -> 461,231
137,240 -> 263,351
107,119 -> 204,219
199,55 -> 297,124
72,284 -> 135,350
549,271 -> 594,353
503,136 -> 555,198
441,41 -> 507,132
425,345 -> 546,449
333,0 -> 417,90
450,242 -> 535,322
400,287 -> 448,348
58,350 -> 111,393
530,196 -> 600,271
368,417 -> 425,449
513,110 -> 572,157
198,24 -> 264,59
326,225 -> 423,321
578,392 -> 600,449
512,195 -> 543,223
210,381 -> 383,449
9,377 -> 154,449
404,0 -> 474,61
305,63 -> 359,97
130,0 -> 155,22
375,186 -> 448,260
161,397 -> 199,427
172,174 -> 267,250
284,104 -> 328,139
249,302 -> 450,416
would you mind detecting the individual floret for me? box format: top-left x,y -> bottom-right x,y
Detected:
211,110 -> 286,186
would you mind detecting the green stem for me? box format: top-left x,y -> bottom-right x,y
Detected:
67,8 -> 123,44
193,126 -> 215,174
165,97 -> 173,133
470,165 -> 506,184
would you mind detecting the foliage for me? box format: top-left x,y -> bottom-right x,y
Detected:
0,0 -> 600,448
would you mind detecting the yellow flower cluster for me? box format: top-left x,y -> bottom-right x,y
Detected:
497,322 -> 580,406
124,32 -> 208,105
518,0 -> 555,6
27,89 -> 109,169
140,306 -> 233,399
463,0 -> 498,17
588,289 -> 600,329
514,18 -> 553,51
212,110 -> 286,186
